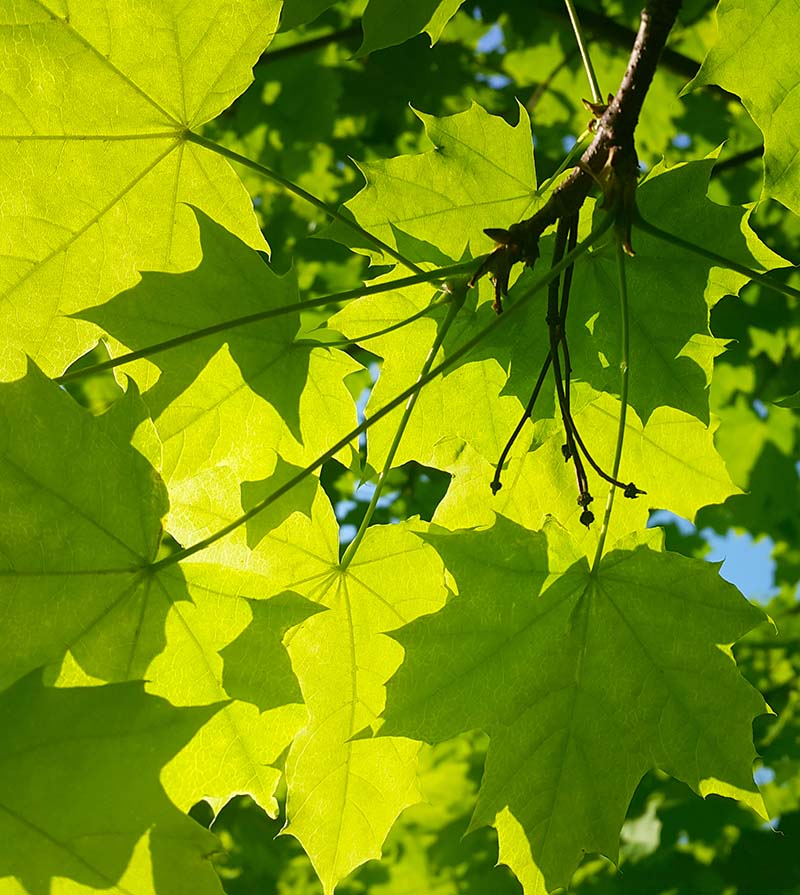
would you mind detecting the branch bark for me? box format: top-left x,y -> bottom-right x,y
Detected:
471,0 -> 683,302
556,3 -> 700,82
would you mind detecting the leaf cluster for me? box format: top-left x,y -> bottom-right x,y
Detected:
1,2 -> 799,895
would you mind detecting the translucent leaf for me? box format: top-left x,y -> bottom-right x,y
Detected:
383,519 -> 768,894
689,0 -> 800,215
0,366 -> 318,815
569,158 -> 786,424
281,522 -> 449,892
82,212 -> 360,542
0,0 -> 278,378
331,102 -> 539,264
433,388 -> 741,549
0,672 -> 223,895
281,0 -> 465,53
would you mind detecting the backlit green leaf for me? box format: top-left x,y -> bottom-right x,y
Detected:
0,0 -> 278,379
82,212 -> 360,543
383,519 -> 768,893
332,102 -> 539,263
689,0 -> 800,215
0,672 -> 223,895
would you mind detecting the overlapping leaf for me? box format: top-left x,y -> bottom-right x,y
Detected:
330,102 -> 540,263
0,366 -> 319,817
689,0 -> 800,216
382,519 -> 768,894
275,518 -> 449,892
330,112 -> 782,551
568,157 -> 785,424
330,274 -> 535,473
0,0 -> 278,379
140,564 -> 320,816
82,212 -> 361,543
433,387 -> 740,550
0,673 -> 223,895
0,3 -> 790,894
0,365 -> 167,691
134,455 -> 451,892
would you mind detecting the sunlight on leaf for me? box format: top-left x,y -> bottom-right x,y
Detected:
0,0 -> 279,379
0,673 -> 223,895
383,519 -> 768,893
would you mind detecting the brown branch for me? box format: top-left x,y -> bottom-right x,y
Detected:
559,4 -> 700,82
471,0 -> 683,302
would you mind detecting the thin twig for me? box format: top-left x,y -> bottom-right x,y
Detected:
550,2 -> 711,85
258,25 -> 361,65
186,131 -> 423,275
710,145 -> 764,177
339,293 -> 464,569
57,261 -> 475,383
633,212 -> 800,301
558,216 -> 579,412
147,216 -> 613,572
473,0 -> 683,296
491,352 -> 553,495
527,48 -> 580,113
548,217 -> 594,525
306,298 -> 449,349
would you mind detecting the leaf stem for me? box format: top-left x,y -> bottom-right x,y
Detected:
185,130 -> 423,274
633,212 -> 800,302
147,215 -> 614,572
56,261 -> 475,383
591,241 -> 630,574
563,0 -> 603,104
554,2 -> 706,83
548,216 -> 593,521
537,129 -> 591,195
305,297 -> 449,349
339,294 -> 462,569
491,351 -> 552,494
710,145 -> 764,177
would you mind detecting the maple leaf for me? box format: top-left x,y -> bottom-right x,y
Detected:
280,0 -> 466,54
220,592 -> 326,711
81,211 -> 360,543
0,365 -> 169,691
241,505 -> 449,892
0,365 -> 319,815
331,102 -> 540,264
333,141 -> 784,484
329,273 -> 533,474
0,2 -> 796,892
433,387 -> 741,549
0,672 -> 223,895
382,518 -> 768,894
0,0 -> 278,379
567,157 -> 786,424
689,0 -> 800,217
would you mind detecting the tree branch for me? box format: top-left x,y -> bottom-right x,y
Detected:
558,4 -> 700,82
711,145 -> 764,177
471,0 -> 683,302
257,25 -> 361,65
